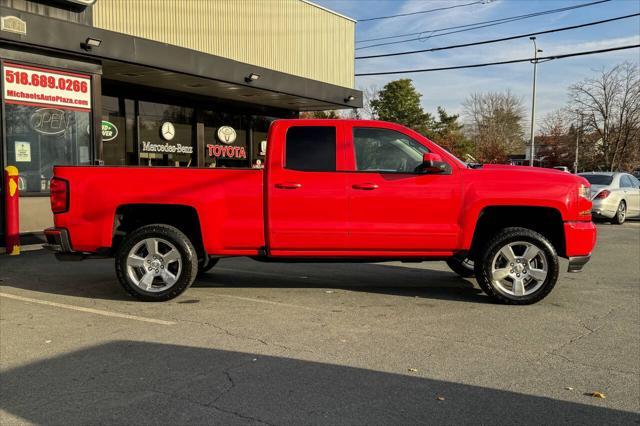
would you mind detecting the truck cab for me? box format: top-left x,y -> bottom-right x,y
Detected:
266,120 -> 464,255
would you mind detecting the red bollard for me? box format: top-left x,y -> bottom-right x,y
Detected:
4,166 -> 20,255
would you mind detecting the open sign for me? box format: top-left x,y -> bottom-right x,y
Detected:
30,108 -> 69,135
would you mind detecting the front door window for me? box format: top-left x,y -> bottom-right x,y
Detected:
353,128 -> 428,174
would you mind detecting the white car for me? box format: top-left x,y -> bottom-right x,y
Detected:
579,172 -> 640,224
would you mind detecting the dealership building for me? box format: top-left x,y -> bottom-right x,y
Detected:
0,0 -> 361,245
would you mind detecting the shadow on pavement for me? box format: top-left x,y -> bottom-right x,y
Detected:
197,259 -> 487,303
0,251 -> 486,303
1,341 -> 635,425
0,251 -> 131,301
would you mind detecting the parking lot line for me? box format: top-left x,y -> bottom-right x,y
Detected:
0,292 -> 176,325
215,293 -> 326,312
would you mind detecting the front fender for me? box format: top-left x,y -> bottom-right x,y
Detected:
459,175 -> 573,250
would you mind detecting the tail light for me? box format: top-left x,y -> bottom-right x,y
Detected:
594,190 -> 610,200
50,177 -> 69,213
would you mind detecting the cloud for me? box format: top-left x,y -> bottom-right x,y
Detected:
545,35 -> 640,55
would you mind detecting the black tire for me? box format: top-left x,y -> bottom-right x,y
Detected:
115,224 -> 198,301
612,201 -> 626,225
446,256 -> 475,278
474,227 -> 559,305
198,256 -> 220,275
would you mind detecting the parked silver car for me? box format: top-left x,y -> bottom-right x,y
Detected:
579,172 -> 640,224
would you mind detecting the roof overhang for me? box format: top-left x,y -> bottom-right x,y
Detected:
0,7 -> 362,111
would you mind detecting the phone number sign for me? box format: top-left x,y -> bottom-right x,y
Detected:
2,63 -> 91,111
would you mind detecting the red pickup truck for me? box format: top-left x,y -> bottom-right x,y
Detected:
45,119 -> 596,304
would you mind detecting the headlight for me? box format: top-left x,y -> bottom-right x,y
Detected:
578,184 -> 590,199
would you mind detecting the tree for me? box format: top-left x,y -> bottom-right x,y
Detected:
536,109 -> 575,168
349,85 -> 379,120
299,110 -> 341,119
370,79 -> 433,134
425,107 -> 472,159
463,90 -> 526,163
569,62 -> 640,171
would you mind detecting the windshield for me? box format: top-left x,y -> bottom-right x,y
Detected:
581,174 -> 613,185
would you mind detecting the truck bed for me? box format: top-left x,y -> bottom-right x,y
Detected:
51,166 -> 265,254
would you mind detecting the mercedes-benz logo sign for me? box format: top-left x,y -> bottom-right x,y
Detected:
161,122 -> 175,141
217,126 -> 237,145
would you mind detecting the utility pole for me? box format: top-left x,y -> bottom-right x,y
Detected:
529,37 -> 542,167
574,111 -> 582,174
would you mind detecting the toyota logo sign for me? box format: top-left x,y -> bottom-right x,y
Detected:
217,126 -> 237,145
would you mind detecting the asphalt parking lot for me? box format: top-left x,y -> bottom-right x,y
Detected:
1,222 -> 639,425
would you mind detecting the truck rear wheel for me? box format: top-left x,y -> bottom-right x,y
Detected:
474,227 -> 559,305
115,224 -> 198,301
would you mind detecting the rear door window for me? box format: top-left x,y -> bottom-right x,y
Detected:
285,126 -> 336,171
620,175 -> 633,188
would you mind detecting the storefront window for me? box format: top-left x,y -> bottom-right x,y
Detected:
101,95 -> 124,165
101,95 -> 137,165
202,110 -> 248,168
4,104 -> 91,193
138,101 -> 195,167
101,83 -> 291,169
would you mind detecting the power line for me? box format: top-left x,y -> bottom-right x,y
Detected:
355,44 -> 640,76
356,0 -> 610,49
355,13 -> 640,60
358,1 -> 485,23
356,0 -> 608,44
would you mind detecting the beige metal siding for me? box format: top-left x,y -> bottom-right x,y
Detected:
92,0 -> 355,88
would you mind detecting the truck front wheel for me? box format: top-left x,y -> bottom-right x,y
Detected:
115,224 -> 198,301
474,227 -> 559,305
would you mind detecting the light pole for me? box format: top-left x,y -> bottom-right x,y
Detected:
529,37 -> 542,167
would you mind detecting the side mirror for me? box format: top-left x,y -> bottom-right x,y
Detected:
423,152 -> 442,167
420,152 -> 446,173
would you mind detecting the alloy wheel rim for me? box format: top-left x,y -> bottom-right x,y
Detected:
618,203 -> 626,221
490,241 -> 548,297
126,237 -> 182,292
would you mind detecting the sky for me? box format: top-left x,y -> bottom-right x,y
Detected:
314,0 -> 640,130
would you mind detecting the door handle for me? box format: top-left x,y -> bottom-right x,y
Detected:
275,182 -> 302,189
352,183 -> 379,190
